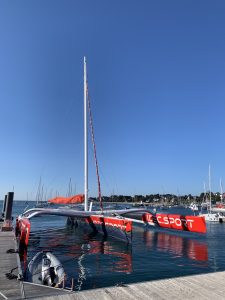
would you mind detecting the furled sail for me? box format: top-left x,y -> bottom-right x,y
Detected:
48,194 -> 84,204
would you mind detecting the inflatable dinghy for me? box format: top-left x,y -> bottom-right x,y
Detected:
26,251 -> 65,287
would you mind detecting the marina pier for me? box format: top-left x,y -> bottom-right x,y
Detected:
35,271 -> 225,300
0,230 -> 22,299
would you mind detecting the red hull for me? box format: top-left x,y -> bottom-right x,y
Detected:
69,215 -> 133,243
16,217 -> 31,247
142,213 -> 206,234
87,215 -> 132,233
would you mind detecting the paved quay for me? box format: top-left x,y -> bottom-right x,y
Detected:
32,270 -> 225,300
0,230 -> 22,299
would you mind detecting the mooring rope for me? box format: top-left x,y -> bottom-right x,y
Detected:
5,266 -> 18,280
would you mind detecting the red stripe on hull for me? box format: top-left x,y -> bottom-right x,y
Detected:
88,215 -> 132,233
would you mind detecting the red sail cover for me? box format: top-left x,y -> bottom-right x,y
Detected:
48,194 -> 84,204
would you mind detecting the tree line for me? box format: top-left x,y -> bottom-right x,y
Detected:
91,192 -> 224,205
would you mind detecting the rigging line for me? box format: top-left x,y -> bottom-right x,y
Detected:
86,85 -> 104,214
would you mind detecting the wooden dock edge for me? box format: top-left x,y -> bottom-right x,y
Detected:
14,237 -> 25,299
29,270 -> 225,300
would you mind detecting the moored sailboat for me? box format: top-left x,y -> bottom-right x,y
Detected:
199,165 -> 223,222
210,179 -> 225,220
17,57 -> 207,253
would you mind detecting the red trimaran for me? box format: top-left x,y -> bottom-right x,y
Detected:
17,57 -> 207,251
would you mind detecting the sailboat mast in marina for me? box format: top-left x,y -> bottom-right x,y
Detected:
204,181 -> 207,205
209,164 -> 212,213
220,178 -> 223,204
84,56 -> 88,212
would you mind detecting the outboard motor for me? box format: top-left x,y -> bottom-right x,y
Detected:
42,255 -> 55,286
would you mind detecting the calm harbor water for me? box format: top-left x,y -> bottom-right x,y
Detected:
5,200 -> 225,291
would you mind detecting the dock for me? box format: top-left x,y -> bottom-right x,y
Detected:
0,230 -> 21,299
32,270 -> 225,300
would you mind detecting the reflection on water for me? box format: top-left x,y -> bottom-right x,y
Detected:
25,222 -> 211,290
27,227 -> 133,290
143,229 -> 208,262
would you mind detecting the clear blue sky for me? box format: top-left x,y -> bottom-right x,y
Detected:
0,0 -> 225,200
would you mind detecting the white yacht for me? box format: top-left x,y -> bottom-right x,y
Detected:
199,165 -> 223,223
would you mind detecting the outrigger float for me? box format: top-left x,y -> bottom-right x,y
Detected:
16,57 -> 207,254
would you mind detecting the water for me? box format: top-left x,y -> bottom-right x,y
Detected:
6,201 -> 225,290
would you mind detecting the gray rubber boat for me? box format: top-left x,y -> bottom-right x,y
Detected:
26,251 -> 65,287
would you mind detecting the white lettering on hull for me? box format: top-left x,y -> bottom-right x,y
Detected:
90,219 -> 127,230
155,216 -> 194,228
